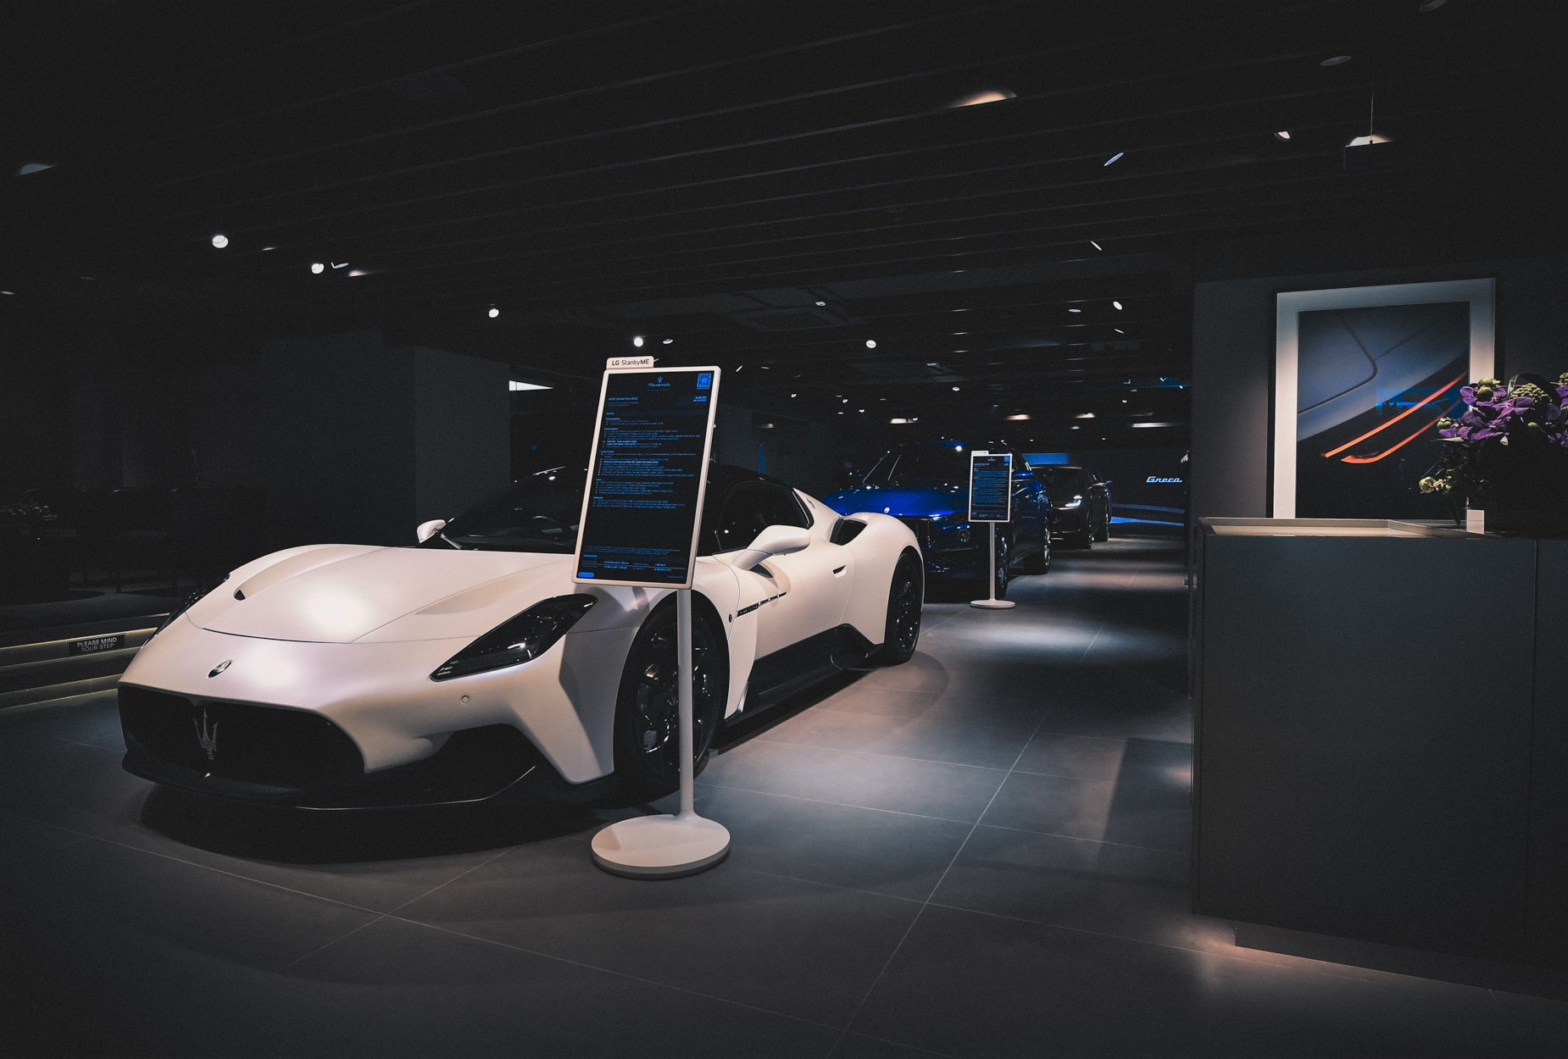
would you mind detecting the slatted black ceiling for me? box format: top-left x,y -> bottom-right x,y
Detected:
4,0 -> 1564,445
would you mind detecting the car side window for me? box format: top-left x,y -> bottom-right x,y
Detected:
712,482 -> 810,552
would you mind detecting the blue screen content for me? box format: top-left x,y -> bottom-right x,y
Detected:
576,371 -> 713,585
969,454 -> 1012,522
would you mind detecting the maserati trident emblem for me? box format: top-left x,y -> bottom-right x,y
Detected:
194,710 -> 219,761
208,659 -> 232,678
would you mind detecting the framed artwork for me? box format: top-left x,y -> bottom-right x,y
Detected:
1273,278 -> 1495,519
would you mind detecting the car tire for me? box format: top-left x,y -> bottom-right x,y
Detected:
872,550 -> 923,664
1093,512 -> 1111,542
612,601 -> 727,799
990,532 -> 1011,599
1024,525 -> 1051,573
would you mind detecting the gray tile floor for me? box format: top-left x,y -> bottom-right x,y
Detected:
3,537 -> 1565,1057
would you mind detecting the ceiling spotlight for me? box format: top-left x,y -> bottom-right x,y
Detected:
950,88 -> 1017,108
1321,55 -> 1351,67
1273,130 -> 1292,141
865,339 -> 877,349
311,262 -> 325,274
1068,307 -> 1082,313
1114,328 -> 1125,334
488,307 -> 500,318
1090,240 -> 1103,252
859,408 -> 866,413
0,290 -> 13,296
842,398 -> 849,403
633,336 -> 644,347
1007,413 -> 1031,421
1076,412 -> 1096,419
814,300 -> 827,306
261,246 -> 277,252
1103,152 -> 1124,166
1112,300 -> 1123,310
662,338 -> 674,345
952,386 -> 961,392
211,234 -> 229,249
790,393 -> 797,398
890,418 -> 910,425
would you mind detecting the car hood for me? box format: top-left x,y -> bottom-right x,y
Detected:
823,484 -> 968,519
198,546 -> 575,643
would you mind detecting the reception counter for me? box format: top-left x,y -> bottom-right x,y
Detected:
1192,518 -> 1567,968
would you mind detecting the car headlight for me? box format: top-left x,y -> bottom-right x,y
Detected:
430,595 -> 597,681
1060,495 -> 1083,510
154,576 -> 228,637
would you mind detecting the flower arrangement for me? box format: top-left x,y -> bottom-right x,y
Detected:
1420,371 -> 1568,527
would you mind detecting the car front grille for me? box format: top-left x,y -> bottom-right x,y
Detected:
118,685 -> 364,788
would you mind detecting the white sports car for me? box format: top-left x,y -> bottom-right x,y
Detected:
118,465 -> 922,809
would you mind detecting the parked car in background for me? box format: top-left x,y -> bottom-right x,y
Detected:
824,440 -> 1050,598
1034,465 -> 1112,548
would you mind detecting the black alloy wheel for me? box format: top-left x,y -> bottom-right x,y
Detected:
1094,509 -> 1111,542
612,603 -> 727,798
1024,520 -> 1052,573
873,551 -> 923,664
993,532 -> 1011,598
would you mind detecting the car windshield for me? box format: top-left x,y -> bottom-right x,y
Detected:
862,445 -> 974,487
417,469 -> 586,552
1036,467 -> 1088,490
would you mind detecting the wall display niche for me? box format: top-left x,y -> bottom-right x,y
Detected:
1273,279 -> 1494,519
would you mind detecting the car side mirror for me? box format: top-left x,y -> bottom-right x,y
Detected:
416,518 -> 447,543
728,524 -> 811,569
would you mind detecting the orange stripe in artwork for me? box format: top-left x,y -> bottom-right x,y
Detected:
1339,412 -> 1449,464
1320,373 -> 1467,459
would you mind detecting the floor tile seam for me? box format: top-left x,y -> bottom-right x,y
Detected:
915,899 -> 1505,997
831,1029 -> 968,1059
1029,724 -> 1194,746
279,913 -> 388,971
693,779 -> 981,826
732,734 -> 1016,774
832,905 -> 933,1053
378,914 -> 855,1035
808,700 -> 1043,732
843,676 -> 1040,706
709,861 -> 929,909
86,831 -> 390,917
972,819 -> 1187,855
382,842 -> 524,918
1007,763 -> 1192,793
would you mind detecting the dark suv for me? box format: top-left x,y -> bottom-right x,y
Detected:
1033,465 -> 1112,549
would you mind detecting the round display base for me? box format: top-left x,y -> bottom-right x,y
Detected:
591,813 -> 731,879
970,598 -> 1016,609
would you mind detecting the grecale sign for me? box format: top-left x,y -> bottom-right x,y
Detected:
573,366 -> 721,589
968,451 -> 1012,523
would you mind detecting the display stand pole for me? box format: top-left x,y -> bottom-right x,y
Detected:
591,588 -> 731,878
970,521 -> 1016,610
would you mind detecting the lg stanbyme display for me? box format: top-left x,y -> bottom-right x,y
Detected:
1273,279 -> 1495,520
968,452 -> 1012,522
574,367 -> 720,588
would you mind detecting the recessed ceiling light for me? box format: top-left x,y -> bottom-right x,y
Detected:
1090,240 -> 1103,252
859,408 -> 866,413
15,162 -> 55,176
1076,412 -> 1096,419
311,262 -> 325,274
1347,133 -> 1392,146
662,338 -> 673,344
1273,130 -> 1292,141
815,300 -> 826,306
261,246 -> 277,251
1071,425 -> 1081,430
633,336 -> 644,347
1007,413 -> 1030,421
0,290 -> 13,295
838,410 -> 844,415
210,234 -> 229,249
950,88 -> 1017,108
890,418 -> 910,424
347,269 -> 372,277
1132,422 -> 1176,428
488,307 -> 500,318
1103,152 -> 1124,166
865,339 -> 877,348
1112,300 -> 1123,310
952,386 -> 961,392
1068,307 -> 1082,313
1114,328 -> 1125,334
1321,55 -> 1352,67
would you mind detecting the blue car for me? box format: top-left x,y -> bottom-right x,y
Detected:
824,441 -> 1051,598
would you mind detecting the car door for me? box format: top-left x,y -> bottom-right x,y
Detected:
714,480 -> 853,657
